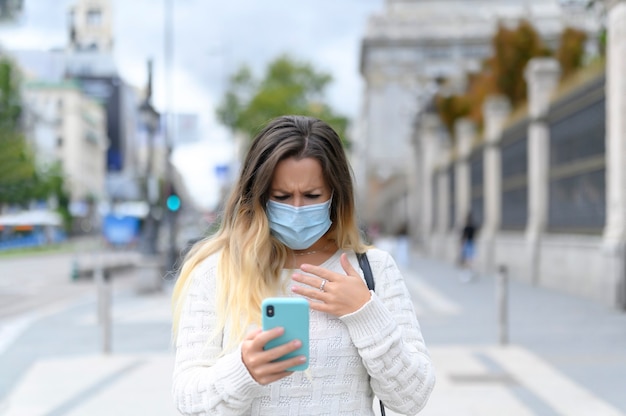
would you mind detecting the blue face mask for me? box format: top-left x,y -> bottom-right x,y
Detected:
266,198 -> 333,250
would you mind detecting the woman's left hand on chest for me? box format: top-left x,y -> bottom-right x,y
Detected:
291,253 -> 372,317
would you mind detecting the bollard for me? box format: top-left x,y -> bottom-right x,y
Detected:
95,252 -> 112,354
102,269 -> 112,355
496,264 -> 509,345
70,259 -> 79,281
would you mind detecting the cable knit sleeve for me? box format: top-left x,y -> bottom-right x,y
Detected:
339,249 -> 435,415
172,255 -> 263,415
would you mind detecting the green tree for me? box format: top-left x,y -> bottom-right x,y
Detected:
436,19 -> 551,135
0,130 -> 35,204
0,56 -> 36,205
0,57 -> 22,128
435,94 -> 470,135
0,133 -> 69,207
0,57 -> 70,225
43,162 -> 72,230
488,20 -> 551,106
217,54 -> 349,146
557,27 -> 588,80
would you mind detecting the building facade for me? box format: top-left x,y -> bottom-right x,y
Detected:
11,0 -> 147,203
68,0 -> 113,52
415,1 -> 626,309
357,0 -> 600,236
23,80 -> 108,212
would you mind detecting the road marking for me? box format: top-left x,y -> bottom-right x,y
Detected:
420,345 -> 626,416
404,274 -> 461,316
2,354 -> 178,416
488,345 -> 626,416
0,314 -> 39,355
45,360 -> 146,416
0,295 -> 93,355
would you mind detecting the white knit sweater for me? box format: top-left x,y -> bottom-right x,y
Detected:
172,248 -> 435,415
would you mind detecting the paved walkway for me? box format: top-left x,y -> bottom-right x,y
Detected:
1,245 -> 626,415
399,254 -> 626,416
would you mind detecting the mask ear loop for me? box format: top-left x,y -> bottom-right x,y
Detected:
326,193 -> 335,249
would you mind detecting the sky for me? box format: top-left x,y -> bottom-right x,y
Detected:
0,0 -> 383,210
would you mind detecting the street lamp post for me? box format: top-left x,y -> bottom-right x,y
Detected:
163,0 -> 178,274
138,60 -> 160,256
136,59 -> 164,294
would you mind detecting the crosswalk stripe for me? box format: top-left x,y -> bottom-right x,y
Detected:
488,346 -> 625,416
421,346 -> 625,416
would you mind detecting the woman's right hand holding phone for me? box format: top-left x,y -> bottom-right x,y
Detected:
241,327 -> 305,385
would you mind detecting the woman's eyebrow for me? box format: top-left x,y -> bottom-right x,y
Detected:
271,186 -> 325,193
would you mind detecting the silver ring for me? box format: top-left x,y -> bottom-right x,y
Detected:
319,279 -> 327,292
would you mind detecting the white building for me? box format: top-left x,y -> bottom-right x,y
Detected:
12,0 -> 195,225
357,0 -> 600,235
22,80 -> 108,210
68,0 -> 114,53
10,0 -> 146,203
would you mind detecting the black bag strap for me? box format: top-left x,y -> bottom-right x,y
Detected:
356,251 -> 386,416
357,252 -> 375,291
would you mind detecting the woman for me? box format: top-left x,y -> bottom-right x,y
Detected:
172,115 -> 435,415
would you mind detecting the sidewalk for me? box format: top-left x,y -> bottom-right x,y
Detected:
1,249 -> 626,415
401,253 -> 626,416
0,277 -> 178,416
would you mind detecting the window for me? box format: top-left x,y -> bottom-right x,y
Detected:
87,9 -> 102,26
424,46 -> 450,60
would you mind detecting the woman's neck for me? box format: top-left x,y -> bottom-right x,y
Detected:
286,239 -> 337,268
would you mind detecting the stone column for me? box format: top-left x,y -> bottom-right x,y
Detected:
603,0 -> 626,309
480,95 -> 511,275
407,126 -> 421,243
524,58 -> 561,285
437,143 -> 452,236
454,118 -> 475,230
415,113 -> 443,252
408,115 -> 424,248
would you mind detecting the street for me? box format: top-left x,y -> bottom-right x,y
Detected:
0,252 -> 94,319
0,246 -> 139,319
0,243 -> 625,415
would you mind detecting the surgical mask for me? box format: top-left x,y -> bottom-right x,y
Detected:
266,198 -> 332,250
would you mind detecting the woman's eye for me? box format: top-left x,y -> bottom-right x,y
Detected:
306,194 -> 321,200
273,195 -> 289,201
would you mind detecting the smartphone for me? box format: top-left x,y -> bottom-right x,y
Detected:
261,297 -> 309,371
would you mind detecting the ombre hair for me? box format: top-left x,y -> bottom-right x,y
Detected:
171,115 -> 367,349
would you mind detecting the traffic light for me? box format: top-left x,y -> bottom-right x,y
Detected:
166,192 -> 181,212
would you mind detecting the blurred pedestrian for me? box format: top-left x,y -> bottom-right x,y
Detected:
171,115 -> 435,415
459,212 -> 477,282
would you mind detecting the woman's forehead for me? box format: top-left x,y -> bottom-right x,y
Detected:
270,157 -> 327,191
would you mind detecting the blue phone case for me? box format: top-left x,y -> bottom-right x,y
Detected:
262,297 -> 309,371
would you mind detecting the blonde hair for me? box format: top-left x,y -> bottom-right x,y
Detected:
172,115 -> 367,350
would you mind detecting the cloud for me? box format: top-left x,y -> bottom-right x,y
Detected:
2,0 -> 382,119
172,139 -> 236,211
0,0 -> 383,209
